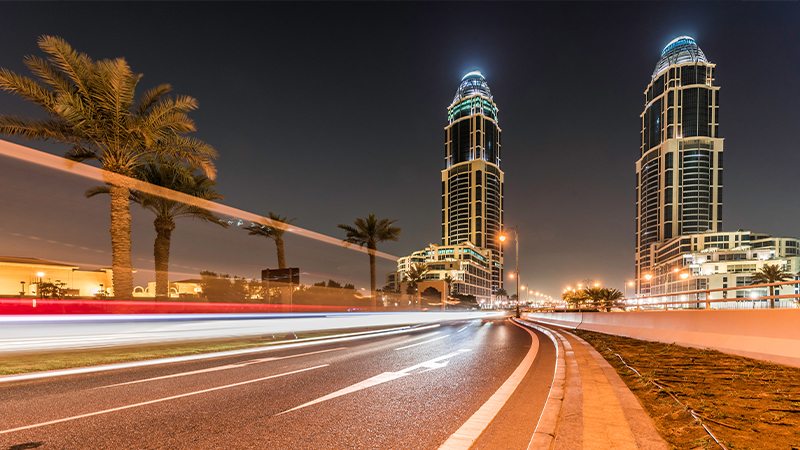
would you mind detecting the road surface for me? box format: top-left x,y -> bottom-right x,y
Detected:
0,318 -> 556,449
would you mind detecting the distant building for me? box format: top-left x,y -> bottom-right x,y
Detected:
395,242 -> 492,304
647,230 -> 800,307
133,279 -> 203,298
443,71 -> 504,292
0,256 -> 112,297
635,36 -> 723,295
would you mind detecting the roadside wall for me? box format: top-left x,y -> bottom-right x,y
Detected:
525,309 -> 800,368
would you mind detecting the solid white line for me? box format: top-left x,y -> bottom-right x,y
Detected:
438,319 -> 541,450
394,334 -> 450,350
98,347 -> 346,388
0,324 -> 440,384
400,331 -> 441,343
0,364 -> 328,435
456,325 -> 469,333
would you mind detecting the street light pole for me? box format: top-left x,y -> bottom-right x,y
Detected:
499,228 -> 520,318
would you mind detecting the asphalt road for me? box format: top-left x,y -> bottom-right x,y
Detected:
0,318 -> 556,449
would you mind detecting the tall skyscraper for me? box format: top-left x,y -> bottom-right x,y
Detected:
442,71 -> 504,292
635,36 -> 723,294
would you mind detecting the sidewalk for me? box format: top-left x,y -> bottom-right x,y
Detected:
521,321 -> 668,450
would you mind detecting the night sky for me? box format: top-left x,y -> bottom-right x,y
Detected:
1,2 -> 799,296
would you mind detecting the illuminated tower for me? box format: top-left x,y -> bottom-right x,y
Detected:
442,71 -> 504,293
635,36 -> 723,294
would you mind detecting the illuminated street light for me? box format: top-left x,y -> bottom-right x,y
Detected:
679,272 -> 689,280
498,228 -> 520,318
593,282 -> 601,288
643,273 -> 653,281
36,271 -> 45,278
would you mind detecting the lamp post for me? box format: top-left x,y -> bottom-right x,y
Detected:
499,228 -> 519,318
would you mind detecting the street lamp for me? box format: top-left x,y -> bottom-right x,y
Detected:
499,228 -> 520,318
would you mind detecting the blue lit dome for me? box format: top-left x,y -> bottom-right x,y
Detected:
453,70 -> 493,103
652,36 -> 708,79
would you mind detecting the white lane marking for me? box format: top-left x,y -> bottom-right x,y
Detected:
98,347 -> 346,388
394,334 -> 450,350
277,349 -> 472,415
438,319 -> 541,450
456,325 -> 469,333
0,324 -> 440,384
400,331 -> 441,343
0,365 -> 327,435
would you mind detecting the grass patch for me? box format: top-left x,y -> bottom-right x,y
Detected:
574,330 -> 800,450
0,326 -> 399,376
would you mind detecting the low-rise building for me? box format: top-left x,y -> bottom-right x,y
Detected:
647,231 -> 800,307
393,242 -> 492,304
133,279 -> 203,298
0,256 -> 112,297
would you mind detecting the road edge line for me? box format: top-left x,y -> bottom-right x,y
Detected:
437,318 -> 543,450
0,324 -> 439,384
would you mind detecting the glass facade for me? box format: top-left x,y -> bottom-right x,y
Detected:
442,71 -> 504,292
635,37 -> 723,295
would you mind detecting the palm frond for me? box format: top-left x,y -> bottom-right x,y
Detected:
23,55 -> 73,94
0,68 -> 56,110
0,116 -> 72,141
36,35 -> 95,100
136,83 -> 172,116
65,145 -> 98,161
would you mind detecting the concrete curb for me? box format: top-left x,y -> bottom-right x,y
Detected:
559,329 -> 669,450
513,319 -> 567,450
527,320 -> 669,450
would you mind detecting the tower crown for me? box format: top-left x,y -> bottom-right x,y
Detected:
652,36 -> 708,79
453,70 -> 493,103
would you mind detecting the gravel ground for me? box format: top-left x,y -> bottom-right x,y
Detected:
574,330 -> 800,450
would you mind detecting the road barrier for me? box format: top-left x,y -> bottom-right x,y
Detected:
525,309 -> 800,368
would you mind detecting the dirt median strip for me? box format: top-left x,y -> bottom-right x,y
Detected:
574,329 -> 800,450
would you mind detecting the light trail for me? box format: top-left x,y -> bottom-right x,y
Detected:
0,311 -> 505,354
0,138 -> 398,261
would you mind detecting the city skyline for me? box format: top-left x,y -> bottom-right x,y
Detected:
0,3 -> 799,296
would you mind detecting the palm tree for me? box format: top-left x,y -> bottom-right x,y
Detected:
88,163 -> 225,300
0,36 -> 216,298
338,214 -> 400,306
751,264 -> 795,308
597,288 -> 625,312
404,263 -> 430,308
562,289 -> 588,309
244,212 -> 293,269
443,274 -> 454,310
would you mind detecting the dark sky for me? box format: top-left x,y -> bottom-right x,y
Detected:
1,2 -> 799,296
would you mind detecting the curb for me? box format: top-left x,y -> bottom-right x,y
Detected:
513,319 -> 568,450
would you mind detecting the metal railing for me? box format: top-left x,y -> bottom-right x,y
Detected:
622,279 -> 800,310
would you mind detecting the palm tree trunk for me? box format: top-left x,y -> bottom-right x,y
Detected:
109,185 -> 133,299
769,285 -> 775,309
154,217 -> 175,300
276,237 -> 287,269
368,244 -> 376,309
